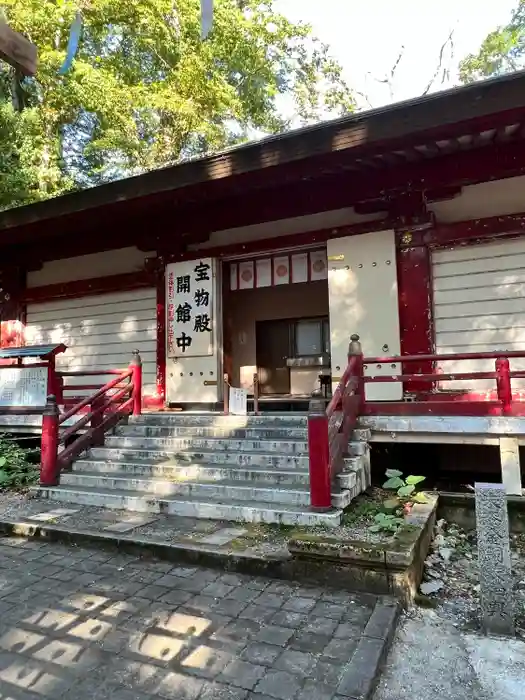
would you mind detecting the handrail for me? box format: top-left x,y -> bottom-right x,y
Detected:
40,350 -> 143,486
59,369 -> 132,424
307,334 -> 364,510
362,347 -> 521,415
364,349 -> 525,364
326,355 -> 358,418
58,369 -> 126,376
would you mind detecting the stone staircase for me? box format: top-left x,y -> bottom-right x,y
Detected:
36,413 -> 371,527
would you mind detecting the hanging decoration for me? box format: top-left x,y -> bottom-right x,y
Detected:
201,0 -> 213,39
58,11 -> 82,75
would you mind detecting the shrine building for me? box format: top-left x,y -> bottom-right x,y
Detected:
2,70 -> 525,499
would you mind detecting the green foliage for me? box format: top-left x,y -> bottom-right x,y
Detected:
382,468 -> 426,507
0,436 -> 39,488
459,1 -> 525,83
0,0 -> 354,209
341,497 -> 382,526
365,468 -> 427,536
369,512 -> 404,534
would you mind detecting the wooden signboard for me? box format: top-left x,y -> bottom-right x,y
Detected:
0,21 -> 37,75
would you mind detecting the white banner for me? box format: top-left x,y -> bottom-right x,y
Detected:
291,253 -> 308,283
166,258 -> 214,357
229,386 -> 247,416
273,256 -> 290,285
310,250 -> 328,281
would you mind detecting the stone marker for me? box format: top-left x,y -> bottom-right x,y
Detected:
475,482 -> 514,636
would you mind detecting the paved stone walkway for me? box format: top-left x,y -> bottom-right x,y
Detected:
0,536 -> 396,700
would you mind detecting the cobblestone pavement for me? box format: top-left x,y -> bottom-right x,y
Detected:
0,536 -> 390,700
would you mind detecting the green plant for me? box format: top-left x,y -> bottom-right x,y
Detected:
382,469 -> 427,510
0,436 -> 39,489
341,498 -> 382,526
369,512 -> 404,533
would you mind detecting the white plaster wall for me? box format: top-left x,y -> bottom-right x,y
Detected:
26,289 -> 157,397
327,230 -> 402,401
431,175 -> 525,223
27,247 -> 155,287
192,208 -> 382,250
433,238 -> 525,392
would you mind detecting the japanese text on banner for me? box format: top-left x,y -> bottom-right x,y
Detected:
166,259 -> 214,357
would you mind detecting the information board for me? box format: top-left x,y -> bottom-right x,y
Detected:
0,366 -> 47,407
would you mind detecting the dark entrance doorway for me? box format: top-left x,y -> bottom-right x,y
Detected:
256,319 -> 291,394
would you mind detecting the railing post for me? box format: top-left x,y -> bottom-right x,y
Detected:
223,374 -> 229,415
307,390 -> 332,510
130,350 -> 142,416
496,357 -> 512,414
349,333 -> 365,411
40,395 -> 60,486
253,373 -> 259,415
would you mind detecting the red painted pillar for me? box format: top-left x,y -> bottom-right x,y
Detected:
496,357 -> 512,414
40,395 -> 60,486
396,241 -> 434,392
155,263 -> 166,407
307,392 -> 331,510
130,350 -> 143,416
46,356 -> 63,403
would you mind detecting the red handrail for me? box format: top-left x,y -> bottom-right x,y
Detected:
364,349 -> 525,364
362,348 -> 520,414
307,334 -> 364,510
40,350 -> 143,486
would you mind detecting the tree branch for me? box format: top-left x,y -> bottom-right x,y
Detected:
422,29 -> 455,96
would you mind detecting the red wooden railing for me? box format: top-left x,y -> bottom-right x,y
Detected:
306,340 -> 525,508
307,334 -> 364,510
363,349 -> 525,415
39,350 -> 143,486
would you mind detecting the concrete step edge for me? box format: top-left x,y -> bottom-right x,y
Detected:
34,486 -> 342,526
61,472 -> 313,494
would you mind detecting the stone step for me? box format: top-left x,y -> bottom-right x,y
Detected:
351,428 -> 372,442
60,472 -> 314,506
88,446 -> 310,469
104,435 -> 308,454
34,485 -> 342,527
348,440 -> 368,457
133,413 -> 307,427
73,459 -> 311,486
116,424 -> 308,440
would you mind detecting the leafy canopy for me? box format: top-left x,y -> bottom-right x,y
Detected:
459,1 -> 525,83
0,0 -> 354,209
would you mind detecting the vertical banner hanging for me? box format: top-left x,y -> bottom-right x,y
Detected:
238,261 -> 255,290
201,0 -> 213,39
230,263 -> 238,291
291,253 -> 308,283
58,11 -> 82,75
310,250 -> 328,281
273,256 -> 290,285
255,258 -> 272,287
166,258 -> 214,357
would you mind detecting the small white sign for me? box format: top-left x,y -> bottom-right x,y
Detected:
229,387 -> 247,416
166,258 -> 214,358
